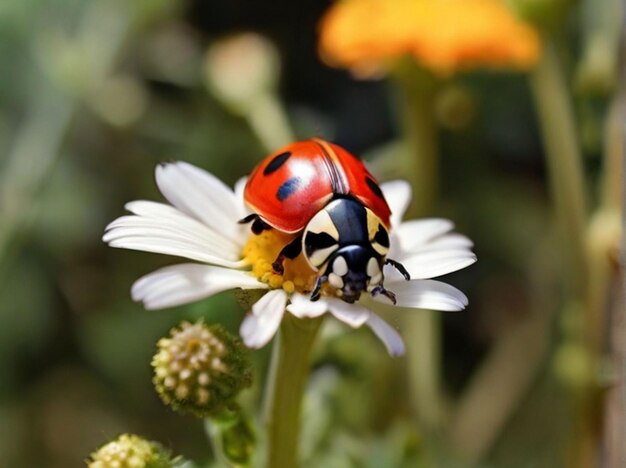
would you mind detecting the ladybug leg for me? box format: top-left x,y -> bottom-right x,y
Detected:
238,213 -> 272,235
385,258 -> 411,281
371,285 -> 397,305
310,275 -> 328,302
272,234 -> 302,274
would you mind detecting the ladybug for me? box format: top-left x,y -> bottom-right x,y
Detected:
240,138 -> 410,304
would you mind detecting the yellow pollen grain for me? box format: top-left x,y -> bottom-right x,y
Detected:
242,230 -> 318,294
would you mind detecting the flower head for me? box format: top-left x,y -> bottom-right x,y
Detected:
87,434 -> 175,468
103,156 -> 476,356
319,0 -> 540,77
152,321 -> 252,417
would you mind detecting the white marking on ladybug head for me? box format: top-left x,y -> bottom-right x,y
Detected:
328,273 -> 344,289
333,256 -> 348,276
367,257 -> 380,276
367,257 -> 382,285
305,209 -> 339,239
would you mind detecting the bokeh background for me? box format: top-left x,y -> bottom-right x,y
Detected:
0,0 -> 623,467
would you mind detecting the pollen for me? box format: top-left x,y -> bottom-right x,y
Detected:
242,230 -> 318,294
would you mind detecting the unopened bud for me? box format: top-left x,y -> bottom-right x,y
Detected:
87,434 -> 175,468
204,33 -> 279,114
152,321 -> 252,417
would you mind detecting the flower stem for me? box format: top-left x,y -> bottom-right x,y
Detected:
247,92 -> 295,152
393,64 -> 444,434
394,64 -> 439,218
264,315 -> 323,468
530,39 -> 595,467
529,41 -> 589,297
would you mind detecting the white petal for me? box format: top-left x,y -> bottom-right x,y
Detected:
422,233 -> 474,251
131,264 -> 267,310
234,176 -> 251,215
392,219 -> 454,254
380,180 -> 411,228
240,289 -> 287,348
385,250 -> 477,281
325,298 -> 370,328
155,162 -> 248,243
103,200 -> 245,266
287,293 -> 328,319
366,313 -> 406,357
105,235 -> 246,269
105,213 -> 241,257
375,279 -> 468,311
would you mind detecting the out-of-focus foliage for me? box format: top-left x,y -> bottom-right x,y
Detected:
0,0 -> 621,467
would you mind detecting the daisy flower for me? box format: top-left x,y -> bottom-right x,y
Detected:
103,161 -> 476,356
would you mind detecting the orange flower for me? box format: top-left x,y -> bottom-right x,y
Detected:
319,0 -> 540,77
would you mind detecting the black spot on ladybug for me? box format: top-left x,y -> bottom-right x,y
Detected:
365,177 -> 385,200
276,177 -> 302,201
263,151 -> 292,175
374,224 -> 390,248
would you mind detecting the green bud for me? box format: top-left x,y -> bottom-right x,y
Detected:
434,85 -> 475,130
152,321 -> 253,417
205,408 -> 256,467
87,434 -> 175,468
220,415 -> 256,465
575,35 -> 617,96
553,340 -> 594,390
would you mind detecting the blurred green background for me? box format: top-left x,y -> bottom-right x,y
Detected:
0,0 -> 622,467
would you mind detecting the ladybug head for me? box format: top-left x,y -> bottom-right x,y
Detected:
324,245 -> 385,303
303,197 -> 395,303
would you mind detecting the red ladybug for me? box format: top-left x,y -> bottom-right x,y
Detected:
241,138 -> 409,304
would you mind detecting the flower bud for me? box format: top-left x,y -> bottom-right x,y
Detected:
204,33 -> 279,114
152,321 -> 252,417
575,35 -> 617,96
87,434 -> 175,468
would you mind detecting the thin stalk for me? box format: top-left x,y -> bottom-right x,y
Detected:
530,40 -> 594,467
246,92 -> 295,152
264,315 -> 323,468
529,42 -> 589,296
595,41 -> 624,468
395,65 -> 439,218
393,65 -> 444,433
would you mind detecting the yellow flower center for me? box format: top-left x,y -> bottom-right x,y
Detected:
242,230 -> 319,294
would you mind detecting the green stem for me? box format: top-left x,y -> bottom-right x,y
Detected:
264,315 -> 323,468
393,65 -> 444,433
530,39 -> 594,468
247,92 -> 295,152
529,41 -> 589,297
395,65 -> 439,218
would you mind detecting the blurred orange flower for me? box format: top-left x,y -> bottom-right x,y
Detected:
319,0 -> 540,77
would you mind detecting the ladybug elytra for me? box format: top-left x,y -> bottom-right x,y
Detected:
241,139 -> 410,304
